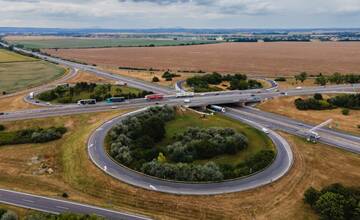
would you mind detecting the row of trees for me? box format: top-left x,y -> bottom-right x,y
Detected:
186,72 -> 262,92
141,161 -> 223,182
166,127 -> 248,163
0,209 -> 105,220
316,73 -> 360,85
38,82 -> 152,103
109,106 -> 175,170
304,183 -> 360,220
295,94 -> 360,110
0,126 -> 67,146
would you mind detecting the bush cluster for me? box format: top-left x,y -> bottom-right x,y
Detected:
109,106 -> 175,170
141,161 -> 223,182
315,73 -> 360,86
166,127 -> 248,163
186,72 -> 262,92
0,209 -> 18,220
274,77 -> 287,82
162,71 -> 181,81
304,183 -> 360,220
295,94 -> 360,110
25,212 -> 104,220
0,126 -> 67,146
38,82 -> 152,103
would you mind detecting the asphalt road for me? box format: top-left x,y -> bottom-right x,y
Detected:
87,107 -> 293,195
228,107 -> 360,154
0,189 -> 150,220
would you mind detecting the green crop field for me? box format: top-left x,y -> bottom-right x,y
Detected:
158,110 -> 275,166
0,49 -> 36,63
6,38 -> 219,49
0,49 -> 65,93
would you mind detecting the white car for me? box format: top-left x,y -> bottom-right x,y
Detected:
296,86 -> 302,90
184,99 -> 191,103
262,127 -> 270,134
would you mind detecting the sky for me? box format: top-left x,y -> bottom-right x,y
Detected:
1,0 -> 360,29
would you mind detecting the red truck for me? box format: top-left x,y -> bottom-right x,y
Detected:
145,94 -> 164,101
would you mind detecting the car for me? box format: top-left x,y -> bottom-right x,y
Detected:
184,99 -> 191,103
0,112 -> 4,116
296,86 -> 302,90
262,127 -> 270,134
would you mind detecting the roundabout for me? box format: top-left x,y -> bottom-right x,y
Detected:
87,106 -> 293,195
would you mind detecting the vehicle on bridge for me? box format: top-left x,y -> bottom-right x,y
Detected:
176,92 -> 195,98
77,99 -> 97,105
29,92 -> 34,99
106,97 -> 125,103
145,94 -> 164,101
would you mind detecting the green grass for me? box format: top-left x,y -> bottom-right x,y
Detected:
158,111 -> 275,166
0,60 -> 65,93
7,38 -> 219,49
0,49 -> 36,63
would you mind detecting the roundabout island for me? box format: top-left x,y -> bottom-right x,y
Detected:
88,106 -> 293,195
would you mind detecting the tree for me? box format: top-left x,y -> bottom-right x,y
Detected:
157,152 -> 167,163
314,93 -> 323,100
304,187 -> 320,207
295,72 -> 308,83
315,192 -> 347,220
316,75 -> 327,86
152,76 -> 160,82
342,109 -> 350,116
1,211 -> 18,220
0,124 -> 5,131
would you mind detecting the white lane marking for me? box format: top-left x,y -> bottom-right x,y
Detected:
149,185 -> 157,190
56,206 -> 69,210
22,199 -> 34,203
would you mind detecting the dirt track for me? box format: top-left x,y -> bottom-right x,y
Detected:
45,42 -> 360,76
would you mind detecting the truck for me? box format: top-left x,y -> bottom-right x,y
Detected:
209,105 -> 226,113
106,97 -> 125,103
77,99 -> 96,105
176,92 -> 195,98
29,92 -> 34,99
145,94 -> 164,101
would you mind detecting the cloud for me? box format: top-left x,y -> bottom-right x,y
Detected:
0,0 -> 359,28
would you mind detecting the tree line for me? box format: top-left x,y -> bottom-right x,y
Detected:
38,82 -> 152,103
304,183 -> 360,220
186,72 -> 262,92
295,94 -> 360,110
0,126 -> 67,146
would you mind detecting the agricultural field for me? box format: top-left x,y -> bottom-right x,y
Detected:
0,112 -> 358,219
0,49 -> 65,94
258,95 -> 360,135
5,36 -> 219,49
0,49 -> 36,63
44,42 -> 360,76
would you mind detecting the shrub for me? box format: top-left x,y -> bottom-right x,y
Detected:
0,124 -> 5,131
152,76 -> 160,82
62,192 -> 69,198
1,211 -> 18,220
314,93 -> 323,100
274,77 -> 286,82
342,109 -> 350,116
304,183 -> 360,220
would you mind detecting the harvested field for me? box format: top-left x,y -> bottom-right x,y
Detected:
65,71 -> 115,84
45,42 -> 360,76
258,95 -> 360,135
0,113 -> 359,219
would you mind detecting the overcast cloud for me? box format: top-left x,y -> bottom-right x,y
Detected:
0,0 -> 359,28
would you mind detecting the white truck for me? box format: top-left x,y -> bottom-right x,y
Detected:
176,92 -> 195,98
29,92 -> 35,99
210,105 -> 226,113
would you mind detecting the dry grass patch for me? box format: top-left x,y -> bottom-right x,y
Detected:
258,95 -> 360,135
103,67 -> 193,87
0,92 -> 39,112
275,78 -> 317,90
0,111 -> 359,219
65,71 -> 115,84
44,42 -> 360,75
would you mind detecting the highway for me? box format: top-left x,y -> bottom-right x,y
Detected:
0,189 -> 150,220
0,42 -> 359,218
87,107 -> 293,195
227,107 -> 360,154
